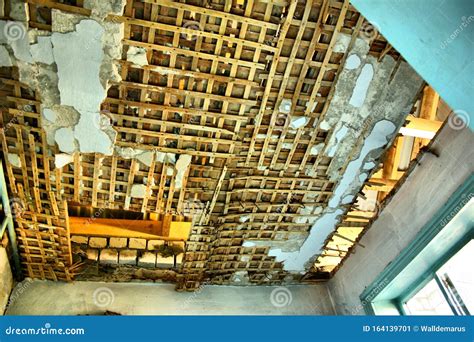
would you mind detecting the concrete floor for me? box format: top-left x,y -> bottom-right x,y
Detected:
5,280 -> 335,315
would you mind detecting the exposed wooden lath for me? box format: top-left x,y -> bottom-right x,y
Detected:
1,0 -> 402,289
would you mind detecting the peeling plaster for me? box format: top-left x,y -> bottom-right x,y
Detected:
0,46 -> 12,66
279,99 -> 292,113
174,154 -> 192,190
55,153 -> 74,168
127,46 -> 148,66
349,63 -> 374,108
268,120 -> 396,271
7,153 -> 21,168
345,54 -> 361,70
290,116 -> 309,129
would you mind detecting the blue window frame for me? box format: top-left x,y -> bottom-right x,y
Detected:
360,174 -> 474,315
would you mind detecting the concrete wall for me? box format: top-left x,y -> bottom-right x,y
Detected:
327,124 -> 474,314
352,0 -> 474,130
5,280 -> 335,315
0,247 -> 13,314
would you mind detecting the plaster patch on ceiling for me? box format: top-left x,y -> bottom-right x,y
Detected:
130,184 -> 150,199
7,153 -> 21,168
174,154 -> 192,190
52,20 -> 106,112
279,99 -> 292,113
55,153 -> 74,168
349,63 -> 374,108
290,116 -> 309,129
127,46 -> 148,66
269,120 -> 396,271
0,46 -> 12,66
30,36 -> 54,64
333,33 -> 351,53
345,54 -> 361,70
55,127 -> 77,153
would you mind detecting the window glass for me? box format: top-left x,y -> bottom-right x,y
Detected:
405,279 -> 453,315
436,240 -> 474,313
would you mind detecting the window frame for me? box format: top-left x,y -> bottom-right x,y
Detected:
360,174 -> 474,315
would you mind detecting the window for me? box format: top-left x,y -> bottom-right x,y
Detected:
359,176 -> 474,315
404,240 -> 473,315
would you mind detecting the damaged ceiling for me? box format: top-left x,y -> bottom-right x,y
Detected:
0,0 -> 437,290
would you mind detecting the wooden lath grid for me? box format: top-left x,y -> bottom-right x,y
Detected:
0,0 -> 391,290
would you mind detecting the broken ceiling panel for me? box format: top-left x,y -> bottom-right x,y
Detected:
0,0 -> 425,290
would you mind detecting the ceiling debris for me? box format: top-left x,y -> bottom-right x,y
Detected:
0,0 -> 440,290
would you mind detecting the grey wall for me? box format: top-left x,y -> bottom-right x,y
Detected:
5,280 -> 335,315
0,247 -> 13,314
327,124 -> 474,314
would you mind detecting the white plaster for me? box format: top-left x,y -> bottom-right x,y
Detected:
305,101 -> 317,113
319,120 -> 330,131
333,33 -> 351,53
137,151 -> 155,167
0,46 -> 12,67
239,215 -> 250,223
363,161 -> 376,169
156,152 -> 176,164
42,108 -> 56,122
30,36 -> 54,64
74,113 -> 115,155
345,54 -> 361,70
358,173 -> 368,183
55,153 -> 74,168
282,143 -> 293,150
130,184 -> 150,198
174,154 -> 192,189
52,20 -> 106,113
329,120 -> 395,208
310,143 -> 324,156
55,127 -> 76,153
279,99 -> 292,113
290,116 -> 309,129
342,195 -> 355,204
327,125 -> 349,157
7,153 -> 21,168
269,120 -> 396,271
349,63 -> 374,108
127,46 -> 148,66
